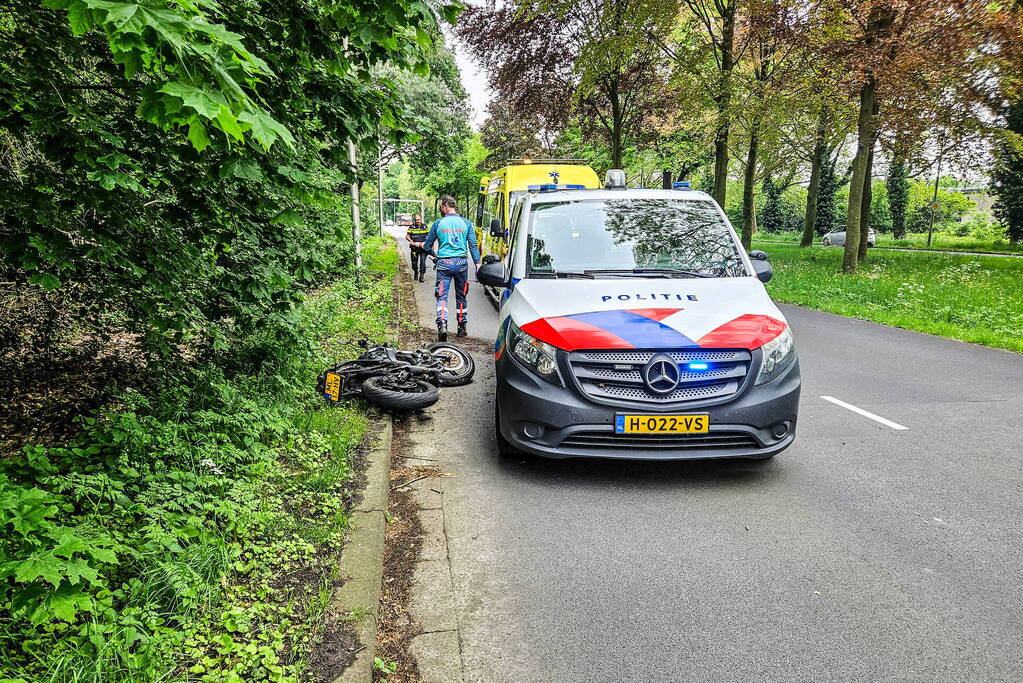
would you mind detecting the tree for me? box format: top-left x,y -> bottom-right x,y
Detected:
676,0 -> 743,207
0,0 -> 458,360
990,1 -> 1023,245
887,157 -> 910,239
814,155 -> 848,236
457,0 -> 670,168
991,100 -> 1023,245
809,0 -> 1001,271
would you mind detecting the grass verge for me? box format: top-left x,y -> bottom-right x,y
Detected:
754,231 -> 1023,254
0,237 -> 398,682
759,243 -> 1023,354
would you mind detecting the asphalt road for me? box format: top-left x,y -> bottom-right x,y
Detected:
390,229 -> 1023,682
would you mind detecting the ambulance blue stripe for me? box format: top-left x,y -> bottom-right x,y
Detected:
564,310 -> 696,348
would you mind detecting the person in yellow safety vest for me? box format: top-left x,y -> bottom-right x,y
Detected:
406,214 -> 430,282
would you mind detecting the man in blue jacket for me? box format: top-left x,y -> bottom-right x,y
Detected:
422,195 -> 480,341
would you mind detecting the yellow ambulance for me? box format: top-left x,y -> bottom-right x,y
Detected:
474,160 -> 601,258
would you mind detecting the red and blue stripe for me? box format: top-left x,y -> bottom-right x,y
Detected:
518,309 -> 785,351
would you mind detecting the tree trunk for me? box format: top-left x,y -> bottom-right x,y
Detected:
858,142 -> 874,262
712,7 -> 736,207
843,78 -> 876,273
740,121 -> 760,249
609,80 -> 624,169
801,119 -> 827,247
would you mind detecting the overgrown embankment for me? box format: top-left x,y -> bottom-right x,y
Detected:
762,244 -> 1023,353
1,239 -> 398,682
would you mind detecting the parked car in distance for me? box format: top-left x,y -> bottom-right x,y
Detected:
385,218 -> 395,227
822,228 -> 875,247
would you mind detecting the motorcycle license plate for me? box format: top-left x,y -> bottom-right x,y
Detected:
324,373 -> 341,402
614,414 -> 709,434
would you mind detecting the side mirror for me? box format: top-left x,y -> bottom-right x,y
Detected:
477,260 -> 509,287
481,254 -> 500,265
489,217 -> 504,238
749,249 -> 769,261
752,259 -> 773,283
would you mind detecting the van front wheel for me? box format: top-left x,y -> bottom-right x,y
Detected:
494,397 -> 519,458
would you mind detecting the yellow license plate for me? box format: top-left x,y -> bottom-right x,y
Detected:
324,373 -> 341,401
615,414 -> 709,434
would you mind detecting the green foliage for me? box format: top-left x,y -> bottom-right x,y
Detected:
991,99 -> 1023,244
814,157 -> 846,235
760,243 -> 1023,353
888,159 -> 910,238
0,239 -> 398,682
1,0 -> 454,364
761,174 -> 789,233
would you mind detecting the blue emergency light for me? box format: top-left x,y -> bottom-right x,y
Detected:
672,181 -> 692,190
687,362 -> 709,371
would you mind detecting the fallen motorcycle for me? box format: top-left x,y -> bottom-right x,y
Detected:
317,339 -> 475,411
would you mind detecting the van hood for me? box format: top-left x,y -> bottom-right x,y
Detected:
506,277 -> 788,351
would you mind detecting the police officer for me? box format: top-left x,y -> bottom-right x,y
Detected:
405,213 -> 430,282
422,196 -> 480,341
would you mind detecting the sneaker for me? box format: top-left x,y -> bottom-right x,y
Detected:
456,323 -> 467,338
419,273 -> 425,282
437,323 -> 448,342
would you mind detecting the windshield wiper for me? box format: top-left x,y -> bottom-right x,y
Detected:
531,270 -> 595,279
584,268 -> 716,279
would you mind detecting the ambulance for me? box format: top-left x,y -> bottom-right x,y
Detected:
476,170 -> 800,460
475,159 -> 602,262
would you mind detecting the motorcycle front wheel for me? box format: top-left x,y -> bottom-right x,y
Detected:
427,343 -> 475,386
361,375 -> 440,410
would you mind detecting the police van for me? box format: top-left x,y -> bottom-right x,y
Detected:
476,170 -> 800,460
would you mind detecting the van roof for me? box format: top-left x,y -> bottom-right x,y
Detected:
527,187 -> 716,203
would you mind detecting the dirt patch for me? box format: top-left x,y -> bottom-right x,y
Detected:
373,464 -> 429,682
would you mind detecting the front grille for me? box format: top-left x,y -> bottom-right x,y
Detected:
568,349 -> 751,405
560,430 -> 760,451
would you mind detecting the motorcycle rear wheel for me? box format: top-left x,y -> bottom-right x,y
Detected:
361,375 -> 440,410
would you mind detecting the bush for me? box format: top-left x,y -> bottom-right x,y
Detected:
0,239 -> 397,683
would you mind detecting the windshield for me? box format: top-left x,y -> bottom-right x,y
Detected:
526,198 -> 748,278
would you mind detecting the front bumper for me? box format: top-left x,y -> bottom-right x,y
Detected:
495,349 -> 800,460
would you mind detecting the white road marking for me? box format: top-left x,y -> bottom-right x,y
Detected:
820,395 -> 909,430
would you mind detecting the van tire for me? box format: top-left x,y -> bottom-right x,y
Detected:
494,397 -> 519,458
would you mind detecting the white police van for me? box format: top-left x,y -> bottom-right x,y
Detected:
477,171 -> 800,460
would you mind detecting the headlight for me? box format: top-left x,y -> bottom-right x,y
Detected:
755,327 -> 795,386
508,320 -> 562,384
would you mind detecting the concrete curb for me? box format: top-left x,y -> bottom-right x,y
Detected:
331,416 -> 393,683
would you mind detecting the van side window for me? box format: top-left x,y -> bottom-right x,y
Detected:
483,191 -> 498,228
506,201 -> 525,268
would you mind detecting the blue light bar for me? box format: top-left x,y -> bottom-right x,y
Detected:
687,362 -> 709,371
672,181 -> 692,190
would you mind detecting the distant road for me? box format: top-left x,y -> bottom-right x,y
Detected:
753,240 -> 1023,258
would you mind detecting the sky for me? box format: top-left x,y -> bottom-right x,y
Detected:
447,31 -> 491,130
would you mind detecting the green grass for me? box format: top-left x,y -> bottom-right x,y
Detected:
754,231 -> 1023,254
760,244 -> 1023,354
0,238 -> 399,682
